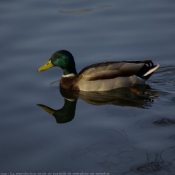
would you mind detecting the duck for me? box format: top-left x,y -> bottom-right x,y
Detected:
37,50 -> 159,91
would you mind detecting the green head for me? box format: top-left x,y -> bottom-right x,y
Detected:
37,50 -> 77,75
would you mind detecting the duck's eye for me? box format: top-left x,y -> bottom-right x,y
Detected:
53,55 -> 59,60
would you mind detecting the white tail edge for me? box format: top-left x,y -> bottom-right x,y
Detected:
143,64 -> 160,77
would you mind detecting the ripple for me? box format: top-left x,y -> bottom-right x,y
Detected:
153,118 -> 175,126
153,65 -> 175,83
169,135 -> 175,140
50,80 -> 60,92
150,65 -> 175,95
59,5 -> 111,15
172,97 -> 175,104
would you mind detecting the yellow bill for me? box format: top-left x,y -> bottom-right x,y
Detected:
37,104 -> 55,115
37,60 -> 54,72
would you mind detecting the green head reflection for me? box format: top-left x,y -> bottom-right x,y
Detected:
37,99 -> 77,124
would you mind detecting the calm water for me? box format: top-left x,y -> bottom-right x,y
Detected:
1,0 -> 175,174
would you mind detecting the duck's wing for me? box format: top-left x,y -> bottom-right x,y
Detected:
79,60 -> 159,81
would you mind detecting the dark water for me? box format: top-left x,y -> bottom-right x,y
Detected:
1,0 -> 175,174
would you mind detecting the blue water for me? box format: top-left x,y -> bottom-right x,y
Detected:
1,0 -> 175,174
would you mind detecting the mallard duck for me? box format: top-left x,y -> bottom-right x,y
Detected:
37,50 -> 159,91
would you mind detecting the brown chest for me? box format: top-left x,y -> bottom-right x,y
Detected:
60,76 -> 79,90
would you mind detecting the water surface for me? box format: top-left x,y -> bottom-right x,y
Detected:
1,0 -> 175,174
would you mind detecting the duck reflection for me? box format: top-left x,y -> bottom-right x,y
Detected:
37,85 -> 159,124
37,100 -> 77,124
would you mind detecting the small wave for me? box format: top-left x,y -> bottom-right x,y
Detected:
50,80 -> 60,91
149,65 -> 175,94
59,5 -> 111,15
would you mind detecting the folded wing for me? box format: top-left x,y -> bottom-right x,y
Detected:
79,60 -> 156,81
